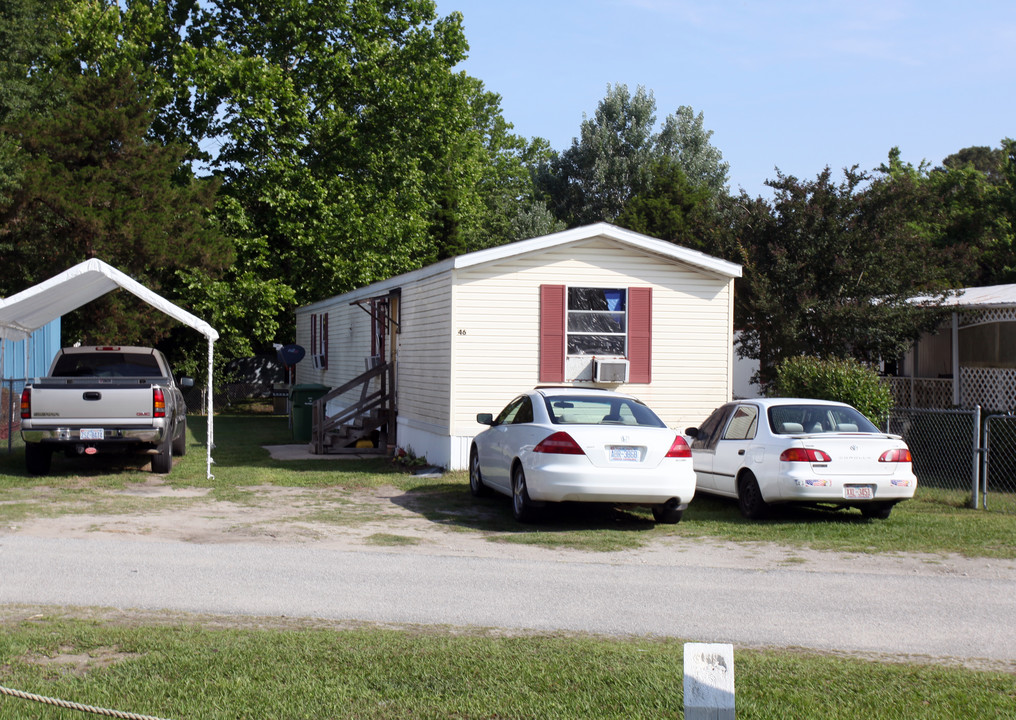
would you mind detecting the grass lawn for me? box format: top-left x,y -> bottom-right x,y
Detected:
1,415 -> 1014,718
1,613 -> 1014,720
1,415 -> 1013,558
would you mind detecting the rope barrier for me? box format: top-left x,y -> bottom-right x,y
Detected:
0,684 -> 174,720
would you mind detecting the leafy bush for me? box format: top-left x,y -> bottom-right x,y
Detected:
770,356 -> 893,426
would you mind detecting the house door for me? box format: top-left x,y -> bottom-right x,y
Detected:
367,290 -> 400,428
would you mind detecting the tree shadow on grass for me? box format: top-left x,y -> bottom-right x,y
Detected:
686,492 -> 884,525
391,482 -> 661,552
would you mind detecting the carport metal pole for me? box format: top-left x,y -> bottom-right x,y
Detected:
206,336 -> 215,479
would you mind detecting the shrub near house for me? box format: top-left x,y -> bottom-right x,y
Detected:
771,356 -> 893,426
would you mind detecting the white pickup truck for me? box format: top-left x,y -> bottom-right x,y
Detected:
20,346 -> 193,475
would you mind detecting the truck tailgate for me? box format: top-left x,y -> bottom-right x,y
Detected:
28,380 -> 158,425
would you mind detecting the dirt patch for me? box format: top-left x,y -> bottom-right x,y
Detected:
3,481 -> 1015,582
19,645 -> 140,677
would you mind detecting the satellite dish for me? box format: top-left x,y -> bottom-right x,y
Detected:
277,344 -> 306,367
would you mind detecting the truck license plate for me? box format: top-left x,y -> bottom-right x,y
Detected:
843,485 -> 874,499
80,428 -> 104,440
609,446 -> 640,462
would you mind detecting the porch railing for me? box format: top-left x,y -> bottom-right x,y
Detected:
310,361 -> 395,455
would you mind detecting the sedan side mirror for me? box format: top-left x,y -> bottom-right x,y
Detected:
476,413 -> 494,426
684,427 -> 699,438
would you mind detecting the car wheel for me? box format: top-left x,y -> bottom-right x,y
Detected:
172,417 -> 187,457
25,443 -> 52,476
860,502 -> 894,520
652,503 -> 684,524
469,446 -> 489,497
737,472 -> 769,520
151,436 -> 173,474
511,464 -> 538,523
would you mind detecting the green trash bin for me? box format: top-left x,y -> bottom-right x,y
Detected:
290,383 -> 329,441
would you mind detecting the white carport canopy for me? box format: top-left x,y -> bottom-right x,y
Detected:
0,258 -> 218,479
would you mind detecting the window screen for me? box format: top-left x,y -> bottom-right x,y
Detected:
567,288 -> 626,355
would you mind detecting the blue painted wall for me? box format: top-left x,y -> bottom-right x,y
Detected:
1,320 -> 61,379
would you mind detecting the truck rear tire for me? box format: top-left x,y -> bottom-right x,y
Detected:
151,436 -> 173,474
25,443 -> 52,476
172,417 -> 187,457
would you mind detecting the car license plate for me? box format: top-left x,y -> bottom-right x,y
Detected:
843,485 -> 874,500
609,446 -> 640,462
80,428 -> 104,441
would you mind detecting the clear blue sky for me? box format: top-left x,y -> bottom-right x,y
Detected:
433,0 -> 1015,198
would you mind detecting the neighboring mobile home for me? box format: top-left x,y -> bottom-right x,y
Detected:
890,283 -> 1016,411
294,223 -> 742,470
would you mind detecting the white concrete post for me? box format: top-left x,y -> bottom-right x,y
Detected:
684,642 -> 735,720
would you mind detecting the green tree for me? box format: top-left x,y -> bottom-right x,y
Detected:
656,105 -> 729,195
941,145 -> 1005,184
0,68 -> 230,345
615,159 -> 721,252
880,146 -> 1015,286
2,0 -> 548,362
731,166 -> 949,385
177,1 -> 547,341
541,84 -> 728,227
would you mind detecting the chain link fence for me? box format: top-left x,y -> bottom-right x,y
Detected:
983,414 -> 1016,513
182,382 -> 290,416
887,407 -> 1016,513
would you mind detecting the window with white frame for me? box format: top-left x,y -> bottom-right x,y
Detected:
566,287 -> 627,355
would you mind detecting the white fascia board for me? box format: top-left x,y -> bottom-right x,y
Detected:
452,222 -> 743,278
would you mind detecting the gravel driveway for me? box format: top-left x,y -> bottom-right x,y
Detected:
2,482 -> 1015,671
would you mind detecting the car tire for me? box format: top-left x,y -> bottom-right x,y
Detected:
511,464 -> 539,523
468,446 -> 490,497
151,436 -> 173,474
860,502 -> 894,520
738,472 -> 769,520
652,503 -> 684,524
25,443 -> 52,476
172,417 -> 187,457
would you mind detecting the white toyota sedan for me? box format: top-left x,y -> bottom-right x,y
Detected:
470,388 -> 696,523
686,398 -> 917,520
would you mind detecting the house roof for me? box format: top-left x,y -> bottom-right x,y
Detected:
301,223 -> 742,312
935,284 -> 1016,309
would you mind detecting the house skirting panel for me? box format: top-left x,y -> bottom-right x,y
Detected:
396,417 -> 472,471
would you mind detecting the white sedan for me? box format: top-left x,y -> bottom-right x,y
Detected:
686,398 -> 917,519
470,388 -> 696,523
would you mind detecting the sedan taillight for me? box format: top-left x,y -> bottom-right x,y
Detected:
879,448 -> 912,463
780,447 -> 832,462
666,436 -> 692,458
533,432 -> 585,455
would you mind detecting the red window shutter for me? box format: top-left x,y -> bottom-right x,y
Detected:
539,285 -> 566,383
322,313 -> 329,369
628,287 -> 652,383
311,314 -> 317,355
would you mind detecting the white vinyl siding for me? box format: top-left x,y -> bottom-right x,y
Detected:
449,238 -> 734,437
294,226 -> 739,469
397,273 -> 453,429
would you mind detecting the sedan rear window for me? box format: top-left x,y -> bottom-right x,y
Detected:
768,405 -> 879,434
544,395 -> 666,428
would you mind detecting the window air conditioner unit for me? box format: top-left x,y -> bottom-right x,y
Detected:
311,354 -> 326,370
594,358 -> 629,383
